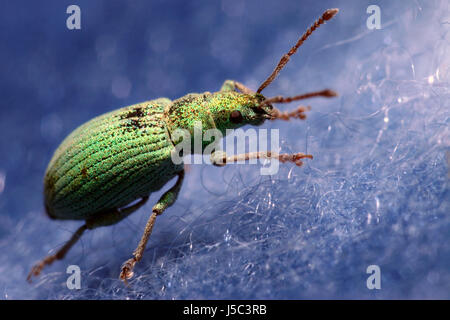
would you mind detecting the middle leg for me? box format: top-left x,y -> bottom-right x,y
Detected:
120,171 -> 185,282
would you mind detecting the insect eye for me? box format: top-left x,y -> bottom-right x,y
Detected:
230,110 -> 243,124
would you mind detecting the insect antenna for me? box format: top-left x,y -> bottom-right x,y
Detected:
260,89 -> 337,106
256,8 -> 339,94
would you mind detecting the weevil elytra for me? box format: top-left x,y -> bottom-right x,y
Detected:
28,8 -> 339,283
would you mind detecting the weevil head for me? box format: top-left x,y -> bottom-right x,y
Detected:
165,91 -> 273,143
207,91 -> 273,132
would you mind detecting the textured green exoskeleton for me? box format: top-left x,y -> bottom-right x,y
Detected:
28,9 -> 339,283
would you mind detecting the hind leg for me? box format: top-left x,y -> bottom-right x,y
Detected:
27,223 -> 88,282
27,196 -> 149,282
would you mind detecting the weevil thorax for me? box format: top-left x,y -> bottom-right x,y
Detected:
164,90 -> 273,151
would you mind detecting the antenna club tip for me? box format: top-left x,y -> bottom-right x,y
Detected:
322,89 -> 338,97
323,8 -> 339,21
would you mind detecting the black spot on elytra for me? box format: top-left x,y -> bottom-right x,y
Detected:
122,106 -> 145,119
120,106 -> 146,131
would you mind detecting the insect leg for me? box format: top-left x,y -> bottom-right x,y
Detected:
270,105 -> 312,120
261,89 -> 337,121
84,196 -> 149,229
260,89 -> 337,106
27,197 -> 149,282
27,224 -> 87,282
211,150 -> 313,167
119,171 -> 185,283
220,80 -> 255,95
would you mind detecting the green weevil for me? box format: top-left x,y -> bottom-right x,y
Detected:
28,8 -> 339,283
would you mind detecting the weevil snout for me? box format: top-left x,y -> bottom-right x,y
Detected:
251,99 -> 274,121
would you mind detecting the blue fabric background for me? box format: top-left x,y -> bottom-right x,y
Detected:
0,0 -> 448,299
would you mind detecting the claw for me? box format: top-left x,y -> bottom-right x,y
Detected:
120,258 -> 137,284
27,256 -> 56,283
27,264 -> 42,283
278,153 -> 313,165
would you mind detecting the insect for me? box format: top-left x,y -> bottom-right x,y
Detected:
28,8 -> 339,283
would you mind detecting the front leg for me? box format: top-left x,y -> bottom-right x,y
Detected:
220,80 -> 255,95
210,150 -> 313,167
120,171 -> 185,283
